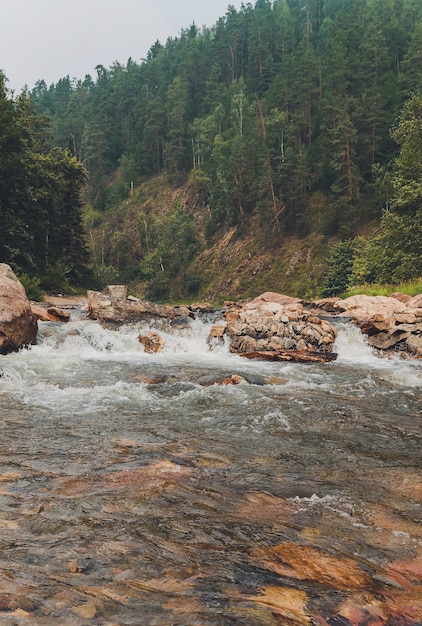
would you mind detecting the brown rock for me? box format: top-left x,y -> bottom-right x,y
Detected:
230,336 -> 258,353
31,304 -> 52,322
306,316 -> 322,325
336,594 -> 387,625
250,542 -> 370,591
367,331 -> 410,350
225,309 -> 240,324
208,325 -> 226,349
406,334 -> 422,356
394,312 -> 417,324
219,374 -> 246,385
391,292 -> 412,303
209,325 -> 226,338
244,586 -> 311,623
239,349 -> 337,363
0,264 -> 37,354
46,307 -> 70,322
138,330 -> 164,353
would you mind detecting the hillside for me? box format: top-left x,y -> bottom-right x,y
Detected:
1,0 -> 421,298
88,173 -> 379,302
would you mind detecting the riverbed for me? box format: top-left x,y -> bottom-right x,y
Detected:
0,312 -> 421,624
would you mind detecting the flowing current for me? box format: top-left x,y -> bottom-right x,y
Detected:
0,310 -> 421,625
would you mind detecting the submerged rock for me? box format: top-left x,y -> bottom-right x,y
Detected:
0,264 -> 37,354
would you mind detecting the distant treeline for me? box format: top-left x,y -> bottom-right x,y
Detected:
31,0 -> 422,230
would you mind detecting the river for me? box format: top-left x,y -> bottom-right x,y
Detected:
0,310 -> 421,625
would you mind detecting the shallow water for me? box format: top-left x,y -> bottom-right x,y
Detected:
0,313 -> 421,624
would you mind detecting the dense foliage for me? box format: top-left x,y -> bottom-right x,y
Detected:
4,0 -> 422,297
0,73 -> 90,292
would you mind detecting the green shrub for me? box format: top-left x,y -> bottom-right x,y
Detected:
18,273 -> 43,301
320,239 -> 356,297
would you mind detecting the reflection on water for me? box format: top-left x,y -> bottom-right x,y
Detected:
0,315 -> 421,624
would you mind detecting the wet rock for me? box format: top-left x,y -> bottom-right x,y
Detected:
138,330 -> 164,353
174,305 -> 194,319
207,325 -> 226,349
240,349 -> 337,363
367,330 -> 411,350
311,297 -> 346,313
31,304 -> 52,322
244,586 -> 311,623
46,306 -> 70,322
0,263 -> 37,354
406,334 -> 422,356
133,374 -> 167,384
335,593 -> 387,625
200,373 -> 247,386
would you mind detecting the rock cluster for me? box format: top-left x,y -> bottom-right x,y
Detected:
0,264 -> 37,354
87,287 -> 175,322
314,294 -> 422,356
225,295 -> 337,363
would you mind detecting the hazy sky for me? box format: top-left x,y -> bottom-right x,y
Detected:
1,0 -> 242,93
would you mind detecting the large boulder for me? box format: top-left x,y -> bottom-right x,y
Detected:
0,264 -> 38,354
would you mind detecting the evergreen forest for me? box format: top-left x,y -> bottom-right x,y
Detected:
1,0 -> 422,300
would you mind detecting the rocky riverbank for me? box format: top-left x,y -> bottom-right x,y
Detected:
2,275 -> 421,360
312,293 -> 422,356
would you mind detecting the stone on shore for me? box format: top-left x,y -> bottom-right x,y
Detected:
0,264 -> 38,354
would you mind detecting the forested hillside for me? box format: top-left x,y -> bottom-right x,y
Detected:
4,0 -> 422,300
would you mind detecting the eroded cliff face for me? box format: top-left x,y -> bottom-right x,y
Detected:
0,264 -> 38,354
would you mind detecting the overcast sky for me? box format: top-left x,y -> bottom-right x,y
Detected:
1,0 -> 242,93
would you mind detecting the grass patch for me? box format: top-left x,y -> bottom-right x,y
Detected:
342,279 -> 422,298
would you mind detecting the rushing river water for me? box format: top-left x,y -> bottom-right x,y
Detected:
0,309 -> 421,625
